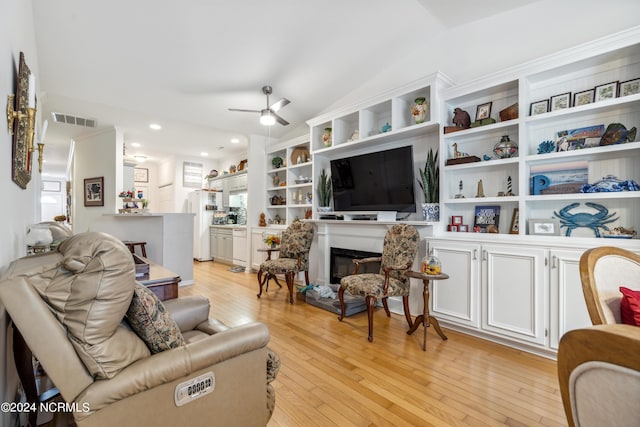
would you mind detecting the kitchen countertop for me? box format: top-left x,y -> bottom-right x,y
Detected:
210,224 -> 247,228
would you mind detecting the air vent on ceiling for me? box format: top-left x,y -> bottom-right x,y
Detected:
51,112 -> 97,128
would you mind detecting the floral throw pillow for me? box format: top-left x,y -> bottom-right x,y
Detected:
126,283 -> 185,353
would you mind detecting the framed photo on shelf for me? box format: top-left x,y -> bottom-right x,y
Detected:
451,215 -> 463,225
134,167 -> 148,183
473,205 -> 500,233
447,224 -> 459,232
475,101 -> 492,121
619,78 -> 640,97
550,92 -> 571,111
509,208 -> 519,234
594,81 -> 618,102
529,99 -> 549,116
84,177 -> 104,207
573,89 -> 594,106
528,219 -> 561,236
459,224 -> 469,232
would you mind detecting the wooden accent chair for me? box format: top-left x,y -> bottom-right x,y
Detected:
558,324 -> 640,427
257,220 -> 314,304
579,246 -> 640,325
338,224 -> 419,342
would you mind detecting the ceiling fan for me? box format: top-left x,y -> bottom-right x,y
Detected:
228,85 -> 290,126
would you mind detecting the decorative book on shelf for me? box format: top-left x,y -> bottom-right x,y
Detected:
474,205 -> 500,233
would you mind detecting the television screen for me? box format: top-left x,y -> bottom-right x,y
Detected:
330,145 -> 416,213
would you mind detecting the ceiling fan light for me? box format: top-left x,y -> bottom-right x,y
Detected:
260,110 -> 276,126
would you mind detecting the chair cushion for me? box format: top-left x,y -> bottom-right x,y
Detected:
340,273 -> 409,298
261,258 -> 300,275
126,283 -> 186,353
620,286 -> 640,327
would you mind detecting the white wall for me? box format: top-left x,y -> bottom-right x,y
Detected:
72,127 -> 123,233
322,0 -> 640,114
0,1 -> 40,423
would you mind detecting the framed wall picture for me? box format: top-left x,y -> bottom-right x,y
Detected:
134,167 -> 148,182
509,208 -> 519,234
619,78 -> 640,97
573,89 -> 594,106
475,101 -> 492,121
594,81 -> 618,102
529,99 -> 549,116
183,162 -> 203,188
84,177 -> 104,207
550,92 -> 571,111
528,218 -> 561,236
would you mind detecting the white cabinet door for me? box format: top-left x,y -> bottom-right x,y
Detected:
232,229 -> 247,266
549,249 -> 592,350
481,245 -> 547,345
429,240 -> 481,329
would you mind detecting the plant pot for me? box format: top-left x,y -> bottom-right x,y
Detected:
421,203 -> 440,222
317,206 -> 332,213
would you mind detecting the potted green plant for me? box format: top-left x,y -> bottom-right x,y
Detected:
418,148 -> 440,221
317,168 -> 332,212
271,156 -> 283,169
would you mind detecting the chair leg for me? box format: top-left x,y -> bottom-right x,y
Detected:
304,270 -> 310,286
257,270 -> 266,298
337,286 -> 346,321
285,272 -> 295,304
402,295 -> 413,328
382,297 -> 391,317
366,295 -> 377,342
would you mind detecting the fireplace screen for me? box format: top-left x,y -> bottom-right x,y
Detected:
330,247 -> 382,284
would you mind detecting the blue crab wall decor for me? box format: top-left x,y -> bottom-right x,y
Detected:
553,202 -> 618,237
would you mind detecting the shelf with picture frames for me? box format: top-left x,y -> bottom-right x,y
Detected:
437,27 -> 640,245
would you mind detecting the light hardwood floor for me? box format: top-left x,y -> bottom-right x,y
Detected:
182,261 -> 568,427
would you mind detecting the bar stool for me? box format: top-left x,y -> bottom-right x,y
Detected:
122,240 -> 147,257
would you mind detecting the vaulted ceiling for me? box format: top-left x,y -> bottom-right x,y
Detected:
33,0 -> 542,177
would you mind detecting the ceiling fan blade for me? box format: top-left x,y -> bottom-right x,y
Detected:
228,108 -> 261,113
270,98 -> 290,113
272,112 -> 289,126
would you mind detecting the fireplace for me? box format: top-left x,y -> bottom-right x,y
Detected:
329,247 -> 382,284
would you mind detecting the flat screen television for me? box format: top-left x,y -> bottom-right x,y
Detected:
330,145 -> 416,213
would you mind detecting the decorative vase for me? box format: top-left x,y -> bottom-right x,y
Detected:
422,203 -> 440,222
493,135 -> 518,158
323,128 -> 332,147
411,97 -> 429,124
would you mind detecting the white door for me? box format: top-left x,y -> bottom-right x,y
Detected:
549,249 -> 592,350
482,245 -> 547,345
429,240 -> 481,329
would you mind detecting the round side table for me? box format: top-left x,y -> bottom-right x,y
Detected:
405,270 -> 449,351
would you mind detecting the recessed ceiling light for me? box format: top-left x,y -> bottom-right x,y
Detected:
133,155 -> 147,162
230,138 -> 239,144
131,142 -> 141,147
201,152 -> 208,157
149,123 -> 162,130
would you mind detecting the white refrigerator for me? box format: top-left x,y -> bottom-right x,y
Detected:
188,190 -> 215,261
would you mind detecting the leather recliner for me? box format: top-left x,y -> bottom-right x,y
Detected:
0,232 -> 278,426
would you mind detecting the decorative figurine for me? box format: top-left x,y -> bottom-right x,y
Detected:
599,123 -> 637,145
272,173 -> 280,187
455,180 -> 465,199
382,122 -> 392,133
452,108 -> 471,129
452,143 -> 469,158
323,128 -> 332,147
259,213 -> 267,227
411,97 -> 429,124
553,202 -> 618,237
476,180 -> 485,198
506,176 -> 515,196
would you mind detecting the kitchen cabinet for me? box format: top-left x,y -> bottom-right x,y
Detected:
210,227 -> 233,264
232,227 -> 247,267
